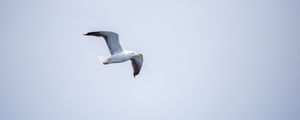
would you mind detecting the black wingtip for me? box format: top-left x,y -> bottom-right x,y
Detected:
83,32 -> 106,37
84,32 -> 95,36
83,33 -> 89,36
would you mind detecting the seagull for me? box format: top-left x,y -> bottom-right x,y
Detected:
84,31 -> 143,77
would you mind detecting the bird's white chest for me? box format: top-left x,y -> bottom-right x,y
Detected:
108,52 -> 131,63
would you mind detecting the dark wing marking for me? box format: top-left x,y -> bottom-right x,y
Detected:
84,31 -> 123,55
130,54 -> 143,77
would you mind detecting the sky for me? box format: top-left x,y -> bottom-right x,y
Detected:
0,0 -> 300,120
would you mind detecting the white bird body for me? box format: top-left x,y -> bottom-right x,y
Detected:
103,50 -> 135,64
84,31 -> 143,77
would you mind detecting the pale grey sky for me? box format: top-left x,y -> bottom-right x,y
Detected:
0,0 -> 300,120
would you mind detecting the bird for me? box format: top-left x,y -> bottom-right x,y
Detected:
84,31 -> 143,77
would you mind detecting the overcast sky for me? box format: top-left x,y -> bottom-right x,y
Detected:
0,0 -> 300,120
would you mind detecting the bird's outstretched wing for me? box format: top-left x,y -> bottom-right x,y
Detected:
84,31 -> 123,55
130,53 -> 143,77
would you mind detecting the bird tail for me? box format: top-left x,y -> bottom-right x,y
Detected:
98,56 -> 106,64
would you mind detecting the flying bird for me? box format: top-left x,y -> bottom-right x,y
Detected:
84,31 -> 143,77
